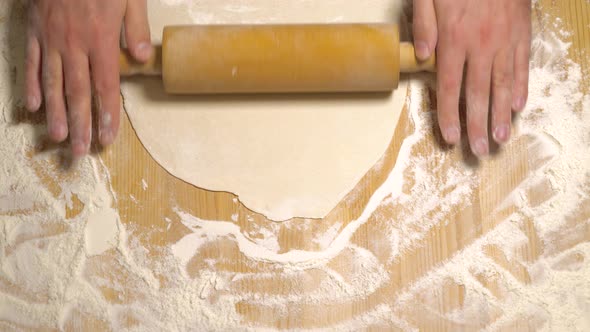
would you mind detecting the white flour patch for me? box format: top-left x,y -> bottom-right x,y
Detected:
84,207 -> 120,256
313,222 -> 343,249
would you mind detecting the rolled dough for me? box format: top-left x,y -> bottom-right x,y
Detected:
121,0 -> 408,221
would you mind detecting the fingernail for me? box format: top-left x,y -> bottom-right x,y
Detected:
102,112 -> 112,127
473,138 -> 489,157
27,95 -> 39,111
513,97 -> 526,111
99,127 -> 113,145
50,122 -> 67,141
136,42 -> 152,61
72,139 -> 88,156
493,124 -> 510,143
415,41 -> 430,60
99,113 -> 114,144
444,126 -> 461,144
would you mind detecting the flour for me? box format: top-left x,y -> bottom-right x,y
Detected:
312,222 -> 343,249
84,207 -> 120,256
1,0 -> 589,330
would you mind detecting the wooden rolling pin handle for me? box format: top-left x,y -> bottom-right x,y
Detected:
119,46 -> 163,76
400,42 -> 436,73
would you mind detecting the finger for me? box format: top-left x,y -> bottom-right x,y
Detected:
512,36 -> 531,111
465,56 -> 493,156
436,34 -> 465,145
42,49 -> 68,142
25,32 -> 42,112
124,0 -> 152,62
90,40 -> 121,146
491,48 -> 514,144
63,51 -> 92,157
413,0 -> 438,60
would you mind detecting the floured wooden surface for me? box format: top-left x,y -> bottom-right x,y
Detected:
0,0 -> 589,331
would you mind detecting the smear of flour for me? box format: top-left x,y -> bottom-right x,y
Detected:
84,207 -> 120,256
0,0 -> 588,331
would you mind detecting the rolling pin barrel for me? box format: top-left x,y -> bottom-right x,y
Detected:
120,24 -> 436,94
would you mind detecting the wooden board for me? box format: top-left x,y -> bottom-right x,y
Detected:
3,0 -> 589,330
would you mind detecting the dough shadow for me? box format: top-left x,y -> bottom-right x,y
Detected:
123,76 -> 394,108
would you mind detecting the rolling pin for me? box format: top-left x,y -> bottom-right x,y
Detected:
119,24 -> 436,94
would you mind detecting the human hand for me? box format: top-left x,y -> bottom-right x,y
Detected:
25,0 -> 152,157
413,0 -> 531,156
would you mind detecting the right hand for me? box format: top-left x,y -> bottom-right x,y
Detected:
25,0 -> 152,157
413,0 -> 531,157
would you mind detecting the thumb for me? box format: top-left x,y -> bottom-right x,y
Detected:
413,0 -> 438,61
124,0 -> 152,63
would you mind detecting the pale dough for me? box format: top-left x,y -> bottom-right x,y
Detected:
121,0 -> 408,221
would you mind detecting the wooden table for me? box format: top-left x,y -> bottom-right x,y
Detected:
4,0 -> 589,330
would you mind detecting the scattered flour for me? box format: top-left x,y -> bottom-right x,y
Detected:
0,0 -> 588,331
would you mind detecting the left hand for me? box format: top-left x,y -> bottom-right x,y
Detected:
25,0 -> 152,157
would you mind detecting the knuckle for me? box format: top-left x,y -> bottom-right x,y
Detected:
67,68 -> 85,85
88,16 -> 102,36
466,118 -> 486,139
42,69 -> 57,90
93,81 -> 111,97
441,10 -> 466,36
70,67 -> 87,84
45,9 -> 60,30
478,23 -> 492,47
64,86 -> 85,102
466,98 -> 488,117
413,19 -> 430,33
492,69 -> 512,90
25,53 -> 38,69
514,66 -> 529,84
465,89 -> 488,115
68,109 -> 86,129
64,32 -> 79,52
447,24 -> 464,46
414,22 -> 437,42
439,18 -> 454,35
65,73 -> 88,100
440,75 -> 461,93
26,33 -> 39,52
437,109 -> 456,126
93,75 -> 118,96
